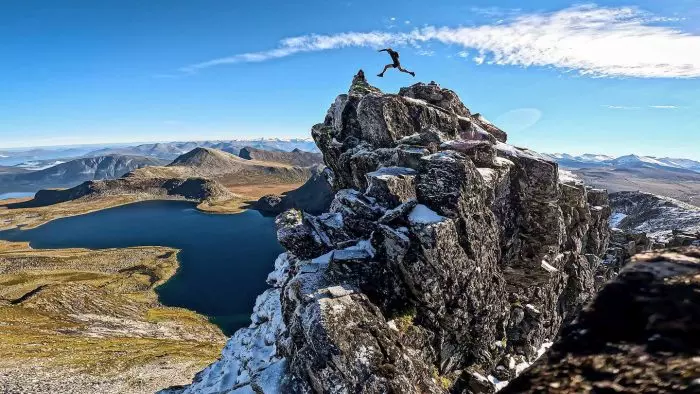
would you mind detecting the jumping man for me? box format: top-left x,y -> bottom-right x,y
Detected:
377,48 -> 415,77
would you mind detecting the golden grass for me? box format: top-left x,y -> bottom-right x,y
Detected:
0,195 -> 146,230
197,182 -> 303,214
0,242 -> 225,376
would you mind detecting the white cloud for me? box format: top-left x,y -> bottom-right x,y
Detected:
649,105 -> 679,109
604,105 -> 641,110
181,5 -> 700,78
604,105 -> 684,110
468,6 -> 522,19
457,51 -> 469,58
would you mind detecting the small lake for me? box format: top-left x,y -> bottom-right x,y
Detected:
0,200 -> 283,335
0,192 -> 36,200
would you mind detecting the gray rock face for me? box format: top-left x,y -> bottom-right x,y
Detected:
172,72 -> 612,394
503,247 -> 700,393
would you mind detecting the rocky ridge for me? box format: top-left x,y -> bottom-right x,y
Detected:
170,71 -> 612,393
609,191 -> 700,244
239,147 -> 324,167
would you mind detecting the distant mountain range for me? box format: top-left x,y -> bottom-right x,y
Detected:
0,140 -> 321,195
85,139 -> 319,161
545,153 -> 700,173
0,155 -> 165,193
0,139 -> 319,166
552,153 -> 700,207
15,147 -> 313,209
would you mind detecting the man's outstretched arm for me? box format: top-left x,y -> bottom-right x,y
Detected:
377,48 -> 389,52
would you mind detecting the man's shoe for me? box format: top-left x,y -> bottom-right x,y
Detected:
410,72 -> 415,77
377,74 -> 384,77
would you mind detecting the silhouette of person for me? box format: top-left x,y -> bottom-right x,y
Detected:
377,48 -> 415,77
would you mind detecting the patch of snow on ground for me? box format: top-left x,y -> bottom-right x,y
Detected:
408,204 -> 445,225
366,166 -> 416,180
172,254 -> 291,394
558,169 -> 581,184
333,239 -> 375,261
496,341 -> 554,392
495,142 -> 550,162
609,212 -> 627,228
401,96 -> 429,106
488,375 -> 510,391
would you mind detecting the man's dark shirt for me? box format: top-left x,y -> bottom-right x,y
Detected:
388,49 -> 400,66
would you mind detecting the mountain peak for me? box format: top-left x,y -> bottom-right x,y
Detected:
349,69 -> 382,96
169,147 -> 242,169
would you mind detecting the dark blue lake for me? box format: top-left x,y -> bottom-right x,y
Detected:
0,200 -> 283,336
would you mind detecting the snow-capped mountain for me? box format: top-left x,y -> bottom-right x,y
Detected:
86,139 -> 319,160
608,154 -> 683,169
656,157 -> 700,172
548,153 -> 700,173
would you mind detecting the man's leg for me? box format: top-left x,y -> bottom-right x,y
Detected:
398,66 -> 415,77
377,64 -> 393,77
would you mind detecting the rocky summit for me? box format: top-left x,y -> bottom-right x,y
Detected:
169,71 -> 613,393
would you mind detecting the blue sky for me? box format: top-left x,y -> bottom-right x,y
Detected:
1,1 -> 699,158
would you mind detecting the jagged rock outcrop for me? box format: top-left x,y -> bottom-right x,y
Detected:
503,247 -> 700,393
254,165 -> 334,215
171,71 -> 612,393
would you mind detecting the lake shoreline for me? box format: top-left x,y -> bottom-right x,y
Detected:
0,199 -> 285,336
0,239 -> 226,393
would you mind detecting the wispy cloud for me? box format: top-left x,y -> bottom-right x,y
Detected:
649,105 -> 680,109
605,105 -> 685,110
468,6 -> 523,19
604,105 -> 641,110
180,5 -> 700,78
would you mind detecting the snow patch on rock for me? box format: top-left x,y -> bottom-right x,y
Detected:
408,204 -> 446,225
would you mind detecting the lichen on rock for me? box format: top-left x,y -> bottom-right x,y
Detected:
169,71 -> 614,393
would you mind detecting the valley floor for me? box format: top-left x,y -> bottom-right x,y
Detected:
0,241 -> 226,393
571,167 -> 700,207
198,182 -> 304,214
